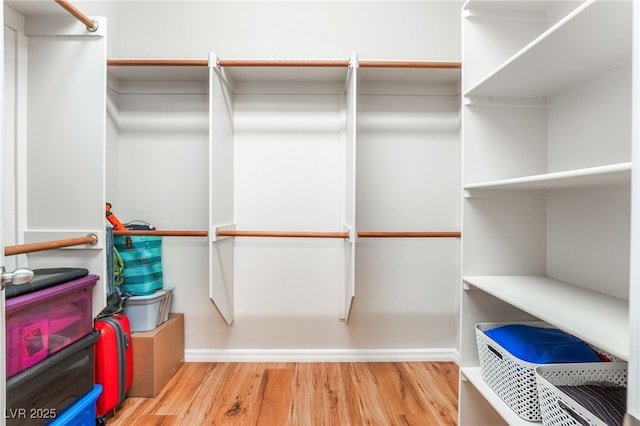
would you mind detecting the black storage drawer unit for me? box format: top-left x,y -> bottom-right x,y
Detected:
6,331 -> 99,426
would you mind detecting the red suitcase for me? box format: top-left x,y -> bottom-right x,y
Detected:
94,314 -> 133,420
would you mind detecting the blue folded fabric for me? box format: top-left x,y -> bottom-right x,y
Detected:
484,325 -> 602,364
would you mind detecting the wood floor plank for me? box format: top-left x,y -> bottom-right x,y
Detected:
407,362 -> 459,424
338,363 -> 364,425
255,368 -> 294,426
107,361 -> 459,426
129,414 -> 179,425
373,363 -> 426,418
348,362 -> 390,425
152,361 -> 217,416
106,398 -> 148,425
289,363 -> 316,425
205,362 -> 266,425
323,364 -> 350,425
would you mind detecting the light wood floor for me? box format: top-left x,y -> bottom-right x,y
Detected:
107,361 -> 459,426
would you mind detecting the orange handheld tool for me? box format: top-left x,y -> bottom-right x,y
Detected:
105,203 -> 127,231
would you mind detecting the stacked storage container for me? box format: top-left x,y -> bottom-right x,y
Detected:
113,233 -> 174,332
5,269 -> 102,425
123,286 -> 174,332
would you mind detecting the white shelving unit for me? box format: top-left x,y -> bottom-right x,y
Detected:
107,57 -> 462,327
3,11 -> 109,318
459,0 -> 637,424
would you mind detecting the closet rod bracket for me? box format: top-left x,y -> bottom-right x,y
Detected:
55,0 -> 99,32
346,225 -> 358,243
212,223 -> 236,242
349,52 -> 359,69
86,20 -> 99,32
209,52 -> 221,69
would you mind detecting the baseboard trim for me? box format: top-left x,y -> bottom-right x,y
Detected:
184,348 -> 460,363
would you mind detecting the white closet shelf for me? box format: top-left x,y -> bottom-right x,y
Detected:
464,162 -> 631,194
463,275 -> 629,360
464,0 -> 632,98
461,367 -> 541,426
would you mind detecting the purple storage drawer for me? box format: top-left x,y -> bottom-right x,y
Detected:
5,274 -> 98,379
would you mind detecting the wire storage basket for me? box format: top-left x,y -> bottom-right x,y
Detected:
535,362 -> 627,426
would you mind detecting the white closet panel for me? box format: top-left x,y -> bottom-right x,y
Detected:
3,15 -> 20,272
21,15 -> 107,316
210,56 -> 235,325
24,17 -> 106,231
628,0 -> 640,419
343,56 -> 357,322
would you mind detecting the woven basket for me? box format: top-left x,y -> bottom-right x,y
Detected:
476,322 -> 617,422
535,363 -> 627,426
476,322 -> 550,421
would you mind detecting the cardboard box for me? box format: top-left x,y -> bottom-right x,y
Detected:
128,312 -> 185,398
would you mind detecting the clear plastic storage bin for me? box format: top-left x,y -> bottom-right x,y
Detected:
6,331 -> 99,426
5,275 -> 98,378
124,286 -> 174,332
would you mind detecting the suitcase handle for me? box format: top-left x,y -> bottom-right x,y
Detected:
123,329 -> 130,349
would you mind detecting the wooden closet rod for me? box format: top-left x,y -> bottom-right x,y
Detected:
217,230 -> 349,238
4,234 -> 98,256
107,59 -> 348,68
54,0 -> 98,32
107,58 -> 461,69
358,60 -> 461,69
215,230 -> 461,238
218,59 -> 350,67
108,230 -> 461,239
358,231 -> 461,238
113,230 -> 209,237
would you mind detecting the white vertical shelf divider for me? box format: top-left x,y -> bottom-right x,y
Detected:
22,15 -> 107,317
209,52 -> 236,325
341,53 -> 358,322
629,0 -> 640,420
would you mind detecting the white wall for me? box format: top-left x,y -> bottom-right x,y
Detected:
9,0 -> 462,361
109,1 -> 461,61
7,1 -> 462,59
